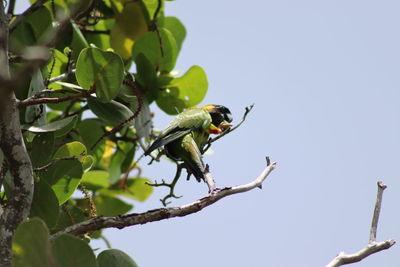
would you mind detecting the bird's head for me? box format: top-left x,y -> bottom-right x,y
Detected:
203,104 -> 233,130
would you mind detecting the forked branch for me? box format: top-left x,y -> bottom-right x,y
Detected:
326,181 -> 395,267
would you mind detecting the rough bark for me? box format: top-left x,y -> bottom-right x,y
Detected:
0,2 -> 34,266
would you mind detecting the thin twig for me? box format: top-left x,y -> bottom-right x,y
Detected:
326,181 -> 395,267
18,90 -> 93,108
146,163 -> 183,206
51,157 -> 276,238
150,0 -> 164,56
33,155 -> 81,172
48,69 -> 76,84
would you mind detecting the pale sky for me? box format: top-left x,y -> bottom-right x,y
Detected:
16,0 -> 400,266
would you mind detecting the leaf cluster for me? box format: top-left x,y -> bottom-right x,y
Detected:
2,0 -> 211,265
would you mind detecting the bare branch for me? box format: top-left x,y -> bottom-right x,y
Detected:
326,240 -> 395,267
326,182 -> 395,267
51,158 -> 276,238
17,90 -> 93,108
369,181 -> 386,243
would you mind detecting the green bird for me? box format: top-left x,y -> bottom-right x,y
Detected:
145,104 -> 233,182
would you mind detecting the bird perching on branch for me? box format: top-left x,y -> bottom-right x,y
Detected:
145,104 -> 233,184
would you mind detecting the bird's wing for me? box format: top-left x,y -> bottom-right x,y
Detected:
145,108 -> 211,155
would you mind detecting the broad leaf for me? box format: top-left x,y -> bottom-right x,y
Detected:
81,170 -> 110,190
52,206 -> 87,233
97,249 -> 138,267
30,180 -> 59,228
52,234 -> 97,267
100,177 -> 153,202
134,97 -> 152,138
110,0 -> 150,59
88,98 -> 134,126
54,141 -> 87,158
94,195 -> 133,216
78,118 -> 104,149
135,53 -> 158,102
76,47 -> 124,102
156,65 -> 208,114
30,132 -> 55,168
132,27 -> 178,73
164,16 -> 186,52
23,116 -> 77,133
42,159 -> 84,205
71,22 -> 90,61
12,218 -> 51,267
46,49 -> 68,90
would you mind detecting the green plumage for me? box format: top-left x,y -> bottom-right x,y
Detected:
145,105 -> 232,182
145,107 -> 212,155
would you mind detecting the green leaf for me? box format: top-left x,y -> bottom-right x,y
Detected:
110,1 -> 150,59
134,97 -> 152,138
97,249 -> 138,267
81,155 -> 95,172
52,234 -> 97,267
9,6 -> 51,51
46,50 -> 68,90
86,19 -> 114,50
101,177 -> 153,202
42,159 -> 83,205
81,170 -> 110,190
107,148 -> 124,184
54,141 -> 87,158
9,21 -> 36,52
78,119 -> 104,149
54,115 -> 78,137
95,195 -> 133,216
24,6 -> 53,42
156,65 -> 208,114
76,47 -> 124,102
71,22 -> 90,61
164,16 -> 186,52
88,98 -> 134,126
30,132 -> 55,168
30,180 -> 59,228
22,116 -> 77,133
143,0 -> 162,19
120,145 -> 136,173
12,218 -> 51,267
25,69 -> 46,125
132,27 -> 178,73
52,206 -> 87,233
135,53 -> 158,102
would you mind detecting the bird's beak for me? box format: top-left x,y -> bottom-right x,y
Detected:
219,121 -> 233,130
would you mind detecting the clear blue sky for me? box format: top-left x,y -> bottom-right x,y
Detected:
17,0 -> 400,266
